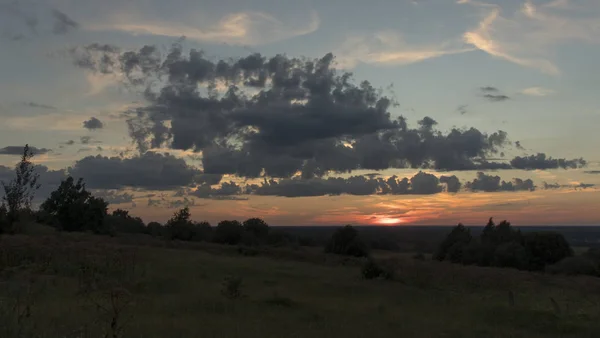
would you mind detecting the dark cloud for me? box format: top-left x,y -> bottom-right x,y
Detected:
64,140 -> 75,146
440,175 -> 461,193
80,136 -> 101,144
68,152 -> 207,190
0,146 -> 51,155
465,172 -> 535,192
584,171 -> 600,174
23,101 -> 56,110
51,9 -> 78,34
456,105 -> 468,115
83,117 -> 104,130
192,181 -> 245,199
544,182 -> 595,190
515,141 -> 524,150
479,87 -> 510,102
510,153 -> 586,170
483,94 -> 510,102
67,44 -> 584,176
480,86 -> 499,92
90,190 -> 134,204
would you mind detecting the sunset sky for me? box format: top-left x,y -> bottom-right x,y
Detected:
1,0 -> 599,226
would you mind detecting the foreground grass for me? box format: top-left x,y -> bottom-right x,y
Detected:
1,233 -> 600,337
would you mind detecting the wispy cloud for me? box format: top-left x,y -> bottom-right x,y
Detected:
521,86 -> 556,97
334,31 -> 474,68
85,10 -> 319,46
462,0 -> 600,75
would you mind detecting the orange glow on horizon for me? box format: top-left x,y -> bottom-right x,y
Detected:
375,217 -> 407,225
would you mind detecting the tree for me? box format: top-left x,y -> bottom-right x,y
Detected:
0,144 -> 40,232
434,223 -> 472,262
107,209 -> 146,234
243,218 -> 269,238
523,232 -> 573,270
324,225 -> 369,257
214,220 -> 244,245
166,207 -> 194,241
40,177 -> 108,233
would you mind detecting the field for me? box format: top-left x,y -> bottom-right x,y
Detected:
1,231 -> 600,338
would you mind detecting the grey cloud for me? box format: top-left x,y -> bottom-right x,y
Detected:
440,175 -> 461,193
64,140 -> 75,146
67,44 -> 583,175
192,181 -> 242,199
465,172 -> 535,192
456,105 -> 468,115
510,153 -> 586,170
515,141 -> 524,150
584,170 -> 600,174
480,87 -> 510,102
68,152 -> 205,190
51,9 -> 78,34
90,190 -> 134,204
544,182 -> 595,190
480,86 -> 499,92
0,146 -> 51,155
83,117 -> 104,130
483,94 -> 510,102
24,101 -> 56,110
80,136 -> 101,144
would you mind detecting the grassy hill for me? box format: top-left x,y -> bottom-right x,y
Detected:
1,233 -> 600,338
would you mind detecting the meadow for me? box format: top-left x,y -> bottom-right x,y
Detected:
1,231 -> 600,338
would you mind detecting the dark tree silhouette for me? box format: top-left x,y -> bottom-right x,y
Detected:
324,225 -> 369,257
40,177 -> 108,233
214,220 -> 244,245
1,144 -> 41,232
434,223 -> 472,262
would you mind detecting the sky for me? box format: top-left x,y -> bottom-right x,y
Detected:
0,0 -> 599,226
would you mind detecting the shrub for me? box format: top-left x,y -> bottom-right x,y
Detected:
107,209 -> 146,234
492,241 -> 530,269
146,222 -> 164,237
243,218 -> 269,240
214,220 -> 243,245
362,259 -> 384,280
325,225 -> 369,257
546,256 -> 599,277
361,259 -> 394,280
221,276 -> 243,299
523,232 -> 573,271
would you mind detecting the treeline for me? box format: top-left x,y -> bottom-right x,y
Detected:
435,218 -> 600,277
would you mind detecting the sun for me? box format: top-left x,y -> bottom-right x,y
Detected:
376,217 -> 405,225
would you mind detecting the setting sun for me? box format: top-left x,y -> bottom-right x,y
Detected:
376,217 -> 406,225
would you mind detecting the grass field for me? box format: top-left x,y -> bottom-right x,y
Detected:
1,233 -> 600,338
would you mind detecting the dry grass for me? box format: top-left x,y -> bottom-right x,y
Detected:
1,233 -> 599,337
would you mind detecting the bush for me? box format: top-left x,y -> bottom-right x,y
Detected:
146,222 -> 164,237
361,259 -> 394,280
243,218 -> 269,240
214,220 -> 243,245
493,241 -> 530,269
324,225 -> 369,257
546,256 -> 599,277
523,232 -> 573,271
221,276 -> 243,299
107,209 -> 146,234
